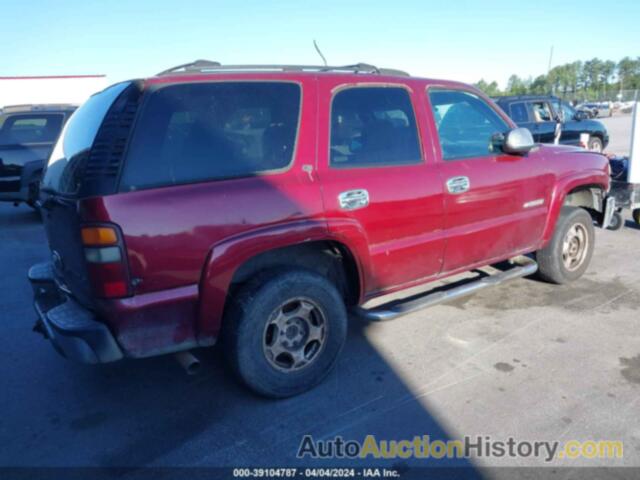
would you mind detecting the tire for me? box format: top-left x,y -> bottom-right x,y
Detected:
633,209 -> 640,226
588,136 -> 603,152
222,268 -> 348,398
26,181 -> 40,211
607,211 -> 623,231
536,207 -> 595,284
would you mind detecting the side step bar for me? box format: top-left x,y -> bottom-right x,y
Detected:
353,256 -> 538,322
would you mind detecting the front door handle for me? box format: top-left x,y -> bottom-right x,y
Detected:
338,189 -> 369,211
446,176 -> 470,194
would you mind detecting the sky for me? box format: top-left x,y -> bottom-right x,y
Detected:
2,0 -> 639,88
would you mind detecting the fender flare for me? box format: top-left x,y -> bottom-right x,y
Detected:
541,169 -> 608,245
196,219 -> 372,338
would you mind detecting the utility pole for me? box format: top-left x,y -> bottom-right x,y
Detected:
547,46 -> 554,95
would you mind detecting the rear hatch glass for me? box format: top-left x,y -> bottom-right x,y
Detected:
40,82 -> 134,307
42,82 -> 130,195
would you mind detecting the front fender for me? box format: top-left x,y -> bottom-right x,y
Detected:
541,169 -> 609,245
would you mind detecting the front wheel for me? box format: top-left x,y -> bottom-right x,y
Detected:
588,136 -> 603,153
536,207 -> 595,284
222,268 -> 348,398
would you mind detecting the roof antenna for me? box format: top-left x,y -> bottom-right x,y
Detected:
313,40 -> 328,67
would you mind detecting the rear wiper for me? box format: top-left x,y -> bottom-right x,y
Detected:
38,189 -> 75,210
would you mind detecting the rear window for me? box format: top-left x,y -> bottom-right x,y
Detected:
0,114 -> 64,146
509,102 -> 530,123
42,82 -> 131,194
120,82 -> 301,191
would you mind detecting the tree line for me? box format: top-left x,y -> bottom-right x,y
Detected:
475,56 -> 640,98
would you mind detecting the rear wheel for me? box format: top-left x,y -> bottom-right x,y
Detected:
536,207 -> 595,284
222,268 -> 347,398
26,181 -> 40,211
588,136 -> 603,152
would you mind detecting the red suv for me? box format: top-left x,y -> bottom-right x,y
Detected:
30,61 -> 612,397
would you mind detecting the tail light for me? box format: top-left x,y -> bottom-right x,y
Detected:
80,225 -> 131,298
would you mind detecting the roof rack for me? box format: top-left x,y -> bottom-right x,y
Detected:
156,60 -> 410,77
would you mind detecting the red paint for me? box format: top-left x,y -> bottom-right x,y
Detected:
76,71 -> 609,357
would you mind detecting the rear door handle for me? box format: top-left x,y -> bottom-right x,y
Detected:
338,189 -> 369,210
446,176 -> 470,194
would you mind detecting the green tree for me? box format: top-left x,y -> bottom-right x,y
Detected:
529,75 -> 549,95
506,75 -> 527,95
474,79 -> 502,96
618,56 -> 640,90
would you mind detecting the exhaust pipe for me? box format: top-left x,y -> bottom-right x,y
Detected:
175,351 -> 201,375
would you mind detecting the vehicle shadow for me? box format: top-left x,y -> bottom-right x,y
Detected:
77,318 -> 481,478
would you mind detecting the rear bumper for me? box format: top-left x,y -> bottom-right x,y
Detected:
29,262 -> 123,364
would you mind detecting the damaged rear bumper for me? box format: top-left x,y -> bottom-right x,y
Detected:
29,262 -> 123,364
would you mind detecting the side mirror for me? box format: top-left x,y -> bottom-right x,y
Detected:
502,127 -> 535,155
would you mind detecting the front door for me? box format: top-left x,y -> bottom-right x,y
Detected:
426,88 -> 553,273
529,99 -> 558,143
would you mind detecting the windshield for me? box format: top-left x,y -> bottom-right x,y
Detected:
42,82 -> 130,194
561,102 -> 576,121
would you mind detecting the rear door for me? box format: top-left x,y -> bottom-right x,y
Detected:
506,101 -> 535,134
426,88 -> 553,273
317,79 -> 445,294
557,102 -> 582,146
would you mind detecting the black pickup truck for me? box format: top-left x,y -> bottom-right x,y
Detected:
0,104 -> 76,207
494,95 -> 609,152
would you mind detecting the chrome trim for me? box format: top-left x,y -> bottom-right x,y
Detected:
353,256 -> 538,322
523,198 -> 544,209
446,176 -> 470,194
338,189 -> 369,210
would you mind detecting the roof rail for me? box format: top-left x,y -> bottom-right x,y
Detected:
156,60 -> 410,77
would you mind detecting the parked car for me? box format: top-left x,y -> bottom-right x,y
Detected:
575,103 -> 598,118
494,95 -> 609,152
30,62 -> 611,397
0,104 -> 76,207
584,101 -> 613,118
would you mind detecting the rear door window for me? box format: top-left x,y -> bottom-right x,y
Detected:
330,87 -> 422,167
120,82 -> 301,191
0,114 -> 63,146
429,89 -> 510,161
509,102 -> 531,123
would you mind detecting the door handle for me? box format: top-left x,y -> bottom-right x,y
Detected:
446,176 -> 470,194
338,189 -> 369,211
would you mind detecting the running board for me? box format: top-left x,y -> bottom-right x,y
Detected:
353,256 -> 538,322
